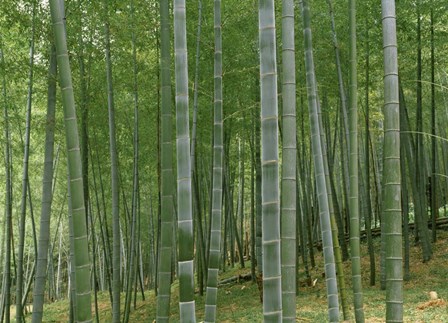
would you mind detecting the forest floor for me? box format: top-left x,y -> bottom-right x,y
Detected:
26,229 -> 448,322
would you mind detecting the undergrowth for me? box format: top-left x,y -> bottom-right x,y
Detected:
25,230 -> 448,322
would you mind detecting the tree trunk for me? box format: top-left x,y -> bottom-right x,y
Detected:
32,45 -> 57,323
430,6 -> 437,243
124,2 -> 139,321
174,0 -> 196,321
103,0 -> 121,320
364,17 -> 375,287
380,1 -> 403,321
300,0 -> 340,321
280,0 -> 297,320
1,34 -> 12,323
16,3 -> 36,320
259,0 -> 282,320
51,0 -> 92,319
348,0 -> 365,320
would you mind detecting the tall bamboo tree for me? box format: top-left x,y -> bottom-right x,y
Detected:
191,0 -> 207,295
253,70 -> 263,275
415,0 -> 432,262
300,0 -> 340,321
348,0 -> 365,320
259,0 -> 282,321
380,0 -> 403,321
103,0 -> 121,321
32,45 -> 57,323
255,101 -> 262,275
280,0 -> 296,321
326,0 -> 350,233
174,0 -> 196,321
156,0 -> 175,321
250,116 -> 257,282
49,0 -> 92,321
1,34 -> 12,323
364,13 -> 375,287
16,3 -> 37,320
124,1 -> 139,321
319,103 -> 349,320
204,0 -> 224,321
399,87 -> 411,282
430,6 -> 437,243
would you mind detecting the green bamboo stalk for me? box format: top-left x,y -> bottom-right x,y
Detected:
75,1 -> 94,315
191,0 -> 202,168
90,134 -> 113,306
16,3 -> 36,320
430,6 -> 437,243
298,94 -> 315,269
75,2 -> 89,242
174,0 -> 196,321
326,0 -> 351,227
348,0 -> 365,321
380,1 -> 403,321
398,93 -> 410,282
400,86 -> 425,280
103,0 -> 121,321
280,0 -> 296,320
191,0 -> 207,295
156,0 -> 175,320
300,0 -> 340,321
415,0 -> 432,263
250,117 -> 256,281
204,0 -> 224,303
364,14 -> 376,287
319,95 -> 350,321
49,0 -> 92,321
124,1 -> 139,321
297,148 -> 311,286
68,177 -> 77,322
89,202 -> 100,323
318,95 -> 349,320
1,34 -> 12,323
32,45 -> 57,323
253,73 -> 263,275
255,106 -> 262,275
259,0 -> 282,321
239,138 -> 245,264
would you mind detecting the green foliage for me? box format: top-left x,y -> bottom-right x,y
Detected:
1,0 -> 448,321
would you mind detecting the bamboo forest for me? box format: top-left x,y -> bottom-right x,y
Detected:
1,0 -> 448,322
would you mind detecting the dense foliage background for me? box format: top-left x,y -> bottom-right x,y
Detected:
1,0 -> 447,321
